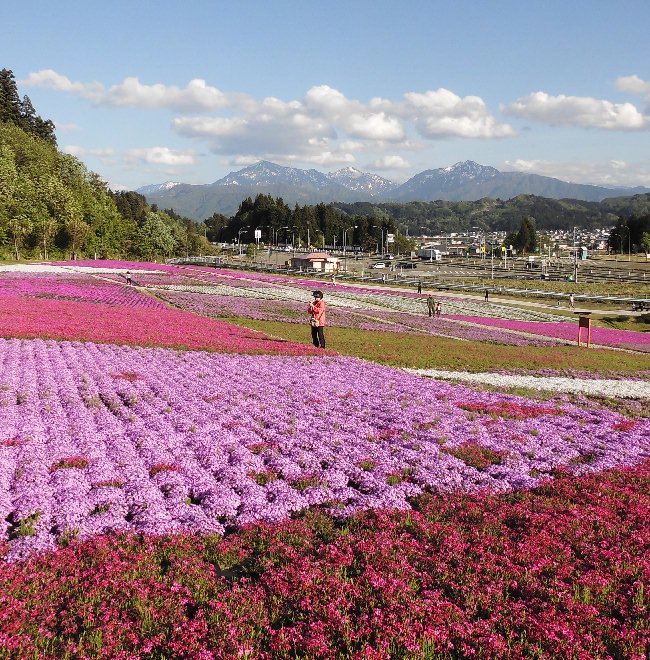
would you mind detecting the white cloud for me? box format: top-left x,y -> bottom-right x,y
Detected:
125,147 -> 196,166
299,151 -> 357,167
371,155 -> 410,170
304,85 -> 354,114
345,112 -> 405,140
22,70 -> 236,112
21,69 -> 95,94
404,89 -> 516,138
21,70 -> 517,176
615,75 -> 650,96
503,158 -> 650,187
502,92 -> 648,130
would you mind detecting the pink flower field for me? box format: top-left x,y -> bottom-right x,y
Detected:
0,262 -> 648,658
0,293 -> 325,356
452,316 -> 650,353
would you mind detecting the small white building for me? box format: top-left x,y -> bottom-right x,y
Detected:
290,252 -> 340,272
417,246 -> 442,261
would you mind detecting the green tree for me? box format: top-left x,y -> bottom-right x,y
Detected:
0,69 -> 56,145
134,211 -> 176,260
0,69 -> 22,126
641,232 -> 650,254
509,217 -> 538,254
204,212 -> 229,242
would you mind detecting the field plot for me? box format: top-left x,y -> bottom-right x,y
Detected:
2,337 -> 648,563
451,316 -> 650,353
0,267 -> 324,356
0,261 -> 648,659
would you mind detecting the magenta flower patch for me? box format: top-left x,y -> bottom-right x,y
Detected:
450,316 -> 650,352
1,338 -> 648,561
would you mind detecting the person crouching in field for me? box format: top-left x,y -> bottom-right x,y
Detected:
308,290 -> 326,348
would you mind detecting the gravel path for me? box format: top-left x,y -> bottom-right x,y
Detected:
406,369 -> 650,398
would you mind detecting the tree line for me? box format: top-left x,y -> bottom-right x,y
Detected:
205,193 -> 413,254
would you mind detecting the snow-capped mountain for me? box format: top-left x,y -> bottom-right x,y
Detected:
326,166 -> 397,196
136,181 -> 183,195
138,160 -> 649,220
394,161 -> 500,198
214,161 -> 334,189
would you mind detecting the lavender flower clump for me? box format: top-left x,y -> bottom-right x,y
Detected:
1,337 -> 648,561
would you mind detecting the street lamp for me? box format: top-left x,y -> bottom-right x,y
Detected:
238,226 -> 249,257
371,225 -> 386,257
490,237 -> 495,280
343,225 -> 357,272
621,225 -> 631,262
572,226 -> 578,283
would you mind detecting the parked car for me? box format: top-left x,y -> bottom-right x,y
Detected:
399,261 -> 417,269
371,262 -> 386,269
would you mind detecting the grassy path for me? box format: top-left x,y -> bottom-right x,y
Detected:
228,317 -> 650,373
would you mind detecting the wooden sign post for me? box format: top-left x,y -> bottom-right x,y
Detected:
576,312 -> 592,348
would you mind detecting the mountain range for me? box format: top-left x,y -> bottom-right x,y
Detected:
138,160 -> 650,220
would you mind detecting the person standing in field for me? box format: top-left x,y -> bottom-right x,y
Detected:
569,293 -> 575,308
427,294 -> 436,317
484,289 -> 489,302
308,290 -> 326,348
417,281 -> 422,294
435,301 -> 442,317
125,270 -> 132,285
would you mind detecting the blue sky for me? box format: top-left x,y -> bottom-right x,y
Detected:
4,0 -> 650,191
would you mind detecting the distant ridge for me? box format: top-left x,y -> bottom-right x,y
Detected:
138,160 -> 650,219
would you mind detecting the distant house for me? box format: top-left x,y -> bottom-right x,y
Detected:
447,244 -> 468,257
289,252 -> 340,272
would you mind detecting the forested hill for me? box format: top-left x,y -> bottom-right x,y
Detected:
0,68 -> 212,261
333,194 -> 650,235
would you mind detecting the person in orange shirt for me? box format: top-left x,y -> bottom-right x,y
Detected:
308,290 -> 326,348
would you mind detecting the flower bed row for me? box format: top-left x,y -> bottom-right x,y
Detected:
0,272 -> 168,309
453,316 -> 650,353
51,259 -> 562,322
2,338 -> 648,560
0,461 -> 648,658
0,298 -> 324,356
159,290 -> 568,347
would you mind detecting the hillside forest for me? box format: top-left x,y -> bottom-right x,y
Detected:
1,68 -> 650,261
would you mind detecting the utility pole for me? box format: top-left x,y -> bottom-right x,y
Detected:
573,227 -> 577,282
490,238 -> 494,279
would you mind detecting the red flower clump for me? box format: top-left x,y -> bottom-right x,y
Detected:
0,462 -> 648,658
111,371 -> 140,382
612,419 -> 640,432
459,400 -> 559,419
0,437 -> 22,447
149,463 -> 180,477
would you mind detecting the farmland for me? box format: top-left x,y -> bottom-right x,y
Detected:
0,261 -> 648,659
